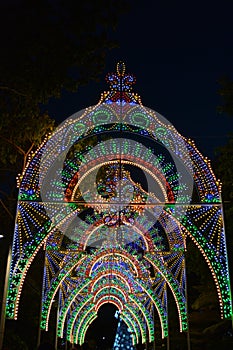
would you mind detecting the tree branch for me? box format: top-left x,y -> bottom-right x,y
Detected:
23,142 -> 35,171
0,199 -> 14,219
0,135 -> 26,155
0,86 -> 27,97
0,168 -> 18,173
26,142 -> 35,156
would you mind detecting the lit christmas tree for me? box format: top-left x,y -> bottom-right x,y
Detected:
113,319 -> 135,350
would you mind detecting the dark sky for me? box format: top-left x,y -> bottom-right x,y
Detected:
46,0 -> 233,159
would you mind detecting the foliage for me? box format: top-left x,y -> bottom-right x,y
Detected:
216,73 -> 233,238
185,239 -> 217,311
0,0 -> 130,170
0,0 -> 130,103
216,75 -> 233,290
3,329 -> 28,350
217,77 -> 233,117
214,81 -> 233,334
214,136 -> 233,203
213,136 -> 233,272
0,111 -> 54,168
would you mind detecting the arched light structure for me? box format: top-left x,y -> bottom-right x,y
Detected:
6,62 -> 232,347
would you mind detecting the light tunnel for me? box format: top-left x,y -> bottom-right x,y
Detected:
5,62 -> 232,349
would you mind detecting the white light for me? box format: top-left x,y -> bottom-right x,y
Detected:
0,234 -> 4,239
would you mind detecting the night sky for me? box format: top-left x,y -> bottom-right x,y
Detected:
46,0 -> 233,159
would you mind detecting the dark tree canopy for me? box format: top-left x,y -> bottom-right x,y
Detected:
214,136 -> 233,258
215,77 -> 233,232
0,0 -> 130,103
217,77 -> 233,117
215,78 -> 233,301
0,0 -> 130,168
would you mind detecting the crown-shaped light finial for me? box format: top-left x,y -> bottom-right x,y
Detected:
100,62 -> 141,105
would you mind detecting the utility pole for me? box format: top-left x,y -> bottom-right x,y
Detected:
0,243 -> 12,350
184,246 -> 191,350
55,289 -> 62,350
152,305 -> 156,350
37,247 -> 47,349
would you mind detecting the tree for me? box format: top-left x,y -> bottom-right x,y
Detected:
214,136 -> 233,268
0,0 -> 130,169
213,82 -> 233,349
217,77 -> 233,116
0,0 -> 130,104
215,78 -> 233,266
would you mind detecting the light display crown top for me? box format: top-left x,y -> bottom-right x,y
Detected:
101,61 -> 141,105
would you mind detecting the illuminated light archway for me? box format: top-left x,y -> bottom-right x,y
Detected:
90,272 -> 132,294
88,268 -> 167,338
92,290 -> 154,342
57,266 -> 161,341
6,62 -> 232,348
57,272 -> 131,338
90,274 -> 130,296
72,295 -> 147,346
